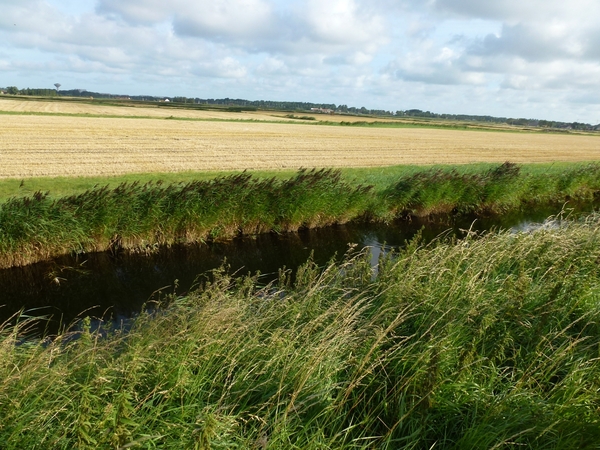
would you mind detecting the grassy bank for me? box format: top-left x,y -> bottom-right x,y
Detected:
2,215 -> 600,448
2,163 -> 600,268
2,161 -> 597,201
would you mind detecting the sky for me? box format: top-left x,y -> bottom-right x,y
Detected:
1,0 -> 600,123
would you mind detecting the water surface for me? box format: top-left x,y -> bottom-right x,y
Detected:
0,204 -> 589,333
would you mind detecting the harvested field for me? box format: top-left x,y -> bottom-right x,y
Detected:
0,97 -> 294,122
0,98 -> 537,128
1,112 -> 599,179
0,97 -> 399,124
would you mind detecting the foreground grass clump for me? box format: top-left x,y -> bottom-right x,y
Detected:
2,216 -> 600,448
2,163 -> 600,268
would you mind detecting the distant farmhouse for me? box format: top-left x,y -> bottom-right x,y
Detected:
310,107 -> 334,114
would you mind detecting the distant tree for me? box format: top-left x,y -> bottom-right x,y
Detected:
506,118 -> 529,126
20,88 -> 57,97
6,86 -> 18,95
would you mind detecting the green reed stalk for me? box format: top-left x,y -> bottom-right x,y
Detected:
2,214 -> 600,448
1,163 -> 600,268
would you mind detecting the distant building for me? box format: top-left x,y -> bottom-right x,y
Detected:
310,107 -> 334,114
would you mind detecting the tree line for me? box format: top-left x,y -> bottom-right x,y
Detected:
395,109 -> 600,131
1,86 -> 58,96
1,86 -> 598,130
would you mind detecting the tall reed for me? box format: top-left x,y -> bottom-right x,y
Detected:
382,161 -> 600,215
2,214 -> 600,448
0,169 -> 371,268
2,163 -> 600,268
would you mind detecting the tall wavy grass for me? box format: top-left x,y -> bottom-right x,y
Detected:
0,169 -> 371,268
382,161 -> 600,216
2,214 -> 600,448
2,163 -> 600,268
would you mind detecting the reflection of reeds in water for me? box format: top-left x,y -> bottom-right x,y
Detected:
2,163 -> 600,268
2,215 -> 600,448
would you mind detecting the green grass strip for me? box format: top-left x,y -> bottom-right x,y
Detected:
0,161 -> 595,201
2,163 -> 600,268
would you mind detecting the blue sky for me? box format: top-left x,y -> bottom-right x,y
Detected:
1,0 -> 600,123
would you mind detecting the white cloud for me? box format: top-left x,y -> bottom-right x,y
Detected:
173,0 -> 276,41
0,0 -> 600,122
96,0 -> 389,57
96,0 -> 172,24
193,57 -> 248,79
431,0 -> 572,22
256,57 -> 288,75
301,0 -> 386,46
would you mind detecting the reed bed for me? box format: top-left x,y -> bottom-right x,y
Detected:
382,161 -> 600,216
0,169 -> 371,268
2,214 -> 600,448
2,163 -> 600,268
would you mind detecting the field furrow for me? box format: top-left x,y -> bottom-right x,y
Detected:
1,114 -> 599,178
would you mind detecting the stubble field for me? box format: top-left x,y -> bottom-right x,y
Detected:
1,98 -> 599,179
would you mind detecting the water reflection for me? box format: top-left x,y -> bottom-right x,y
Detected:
0,203 -> 592,333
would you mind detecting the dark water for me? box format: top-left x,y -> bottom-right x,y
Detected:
0,204 -> 592,334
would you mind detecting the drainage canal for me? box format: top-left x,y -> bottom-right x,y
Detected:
0,204 -> 591,334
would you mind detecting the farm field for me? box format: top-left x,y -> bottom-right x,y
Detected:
0,97 -> 299,122
1,100 -> 599,179
3,97 -> 600,449
0,96 -> 408,124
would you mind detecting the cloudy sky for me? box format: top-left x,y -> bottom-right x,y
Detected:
1,0 -> 600,123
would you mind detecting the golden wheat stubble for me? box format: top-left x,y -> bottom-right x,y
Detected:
1,114 -> 600,178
